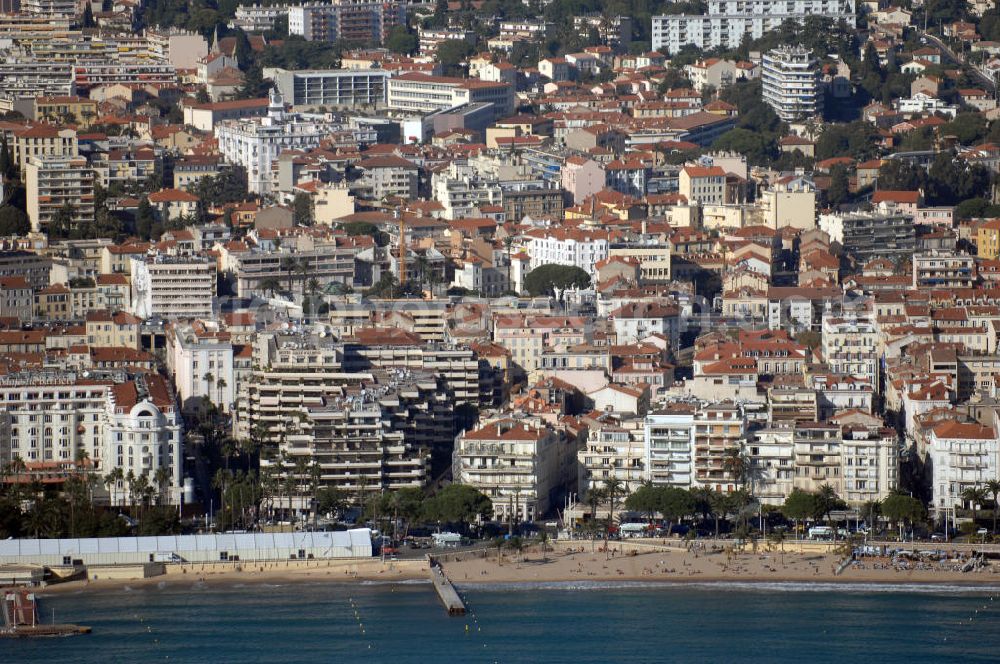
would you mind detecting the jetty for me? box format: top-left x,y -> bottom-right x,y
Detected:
1,589 -> 90,638
429,562 -> 466,616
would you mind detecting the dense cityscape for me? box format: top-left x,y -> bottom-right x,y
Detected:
1,0 -> 1000,655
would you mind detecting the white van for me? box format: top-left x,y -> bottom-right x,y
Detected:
808,526 -> 833,540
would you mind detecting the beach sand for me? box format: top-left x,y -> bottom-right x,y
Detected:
32,540 -> 1000,596
441,541 -> 1000,587
37,558 -> 429,595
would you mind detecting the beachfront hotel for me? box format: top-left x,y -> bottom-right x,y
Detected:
453,418 -> 576,523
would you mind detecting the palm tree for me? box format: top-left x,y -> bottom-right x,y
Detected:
258,276 -> 282,297
506,536 -> 524,562
537,531 -> 550,562
203,372 -> 215,403
281,256 -> 298,294
987,480 -> 1000,534
305,277 -> 321,322
587,486 -> 605,523
154,467 -> 171,505
722,446 -> 751,493
603,478 -> 626,527
963,486 -> 988,524
213,468 -> 232,530
125,470 -> 136,510
216,377 -> 227,410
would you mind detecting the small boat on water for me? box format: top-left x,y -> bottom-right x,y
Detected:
1,588 -> 91,638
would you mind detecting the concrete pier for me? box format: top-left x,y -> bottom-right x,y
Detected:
429,563 -> 465,616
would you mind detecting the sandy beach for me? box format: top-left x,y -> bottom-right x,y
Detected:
36,557 -> 429,595
30,539 -> 1000,596
440,541 -> 1000,587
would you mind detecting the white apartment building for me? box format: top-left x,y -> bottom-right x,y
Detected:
288,0 -> 404,44
524,227 -> 610,278
929,421 -> 999,516
762,46 -> 823,122
821,313 -> 879,385
750,424 -> 795,506
215,89 -> 340,194
130,256 -> 217,320
0,373 -> 110,466
431,161 -> 502,220
693,402 -> 745,493
103,374 -> 183,505
25,155 -> 95,234
21,0 -> 76,19
792,422 -> 842,495
231,4 -> 286,32
168,323 -> 235,413
386,73 -> 514,120
841,425 -> 898,506
453,418 -> 572,523
579,416 -> 646,496
645,405 -> 695,488
912,252 -> 976,290
652,0 -> 855,53
268,68 -> 390,108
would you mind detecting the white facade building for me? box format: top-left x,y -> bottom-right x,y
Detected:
821,313 -> 879,385
929,421 -> 999,516
524,227 -> 610,278
103,374 -> 183,505
168,323 -> 236,413
645,405 -> 695,488
762,46 -> 822,122
215,89 -> 340,194
130,256 -> 217,320
652,0 -> 856,54
453,418 -> 573,523
0,374 -> 109,466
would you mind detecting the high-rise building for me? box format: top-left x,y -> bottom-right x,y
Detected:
652,0 -> 855,54
25,155 -> 95,234
288,0 -> 405,44
761,46 -> 822,122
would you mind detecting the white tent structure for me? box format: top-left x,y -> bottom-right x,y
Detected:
0,529 -> 373,566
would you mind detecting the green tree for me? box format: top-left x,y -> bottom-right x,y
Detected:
339,220 -> 388,246
386,25 -> 418,55
814,483 -> 845,525
424,484 -> 492,530
523,264 -> 590,296
81,2 -> 95,27
437,39 -> 475,76
880,493 -> 925,538
986,480 -> 1000,535
0,206 -> 29,235
624,483 -> 660,522
657,487 -> 696,533
49,202 -> 76,239
603,477 -> 626,527
826,164 -> 850,208
292,192 -> 313,226
962,486 -> 988,523
782,489 -> 817,538
712,128 -> 777,165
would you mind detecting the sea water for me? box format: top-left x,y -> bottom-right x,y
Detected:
5,580 -> 1000,663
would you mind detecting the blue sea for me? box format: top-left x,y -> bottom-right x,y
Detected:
6,580 -> 1000,663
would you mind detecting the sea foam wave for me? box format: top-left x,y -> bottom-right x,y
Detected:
359,578 -> 432,586
453,580 -> 1000,595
